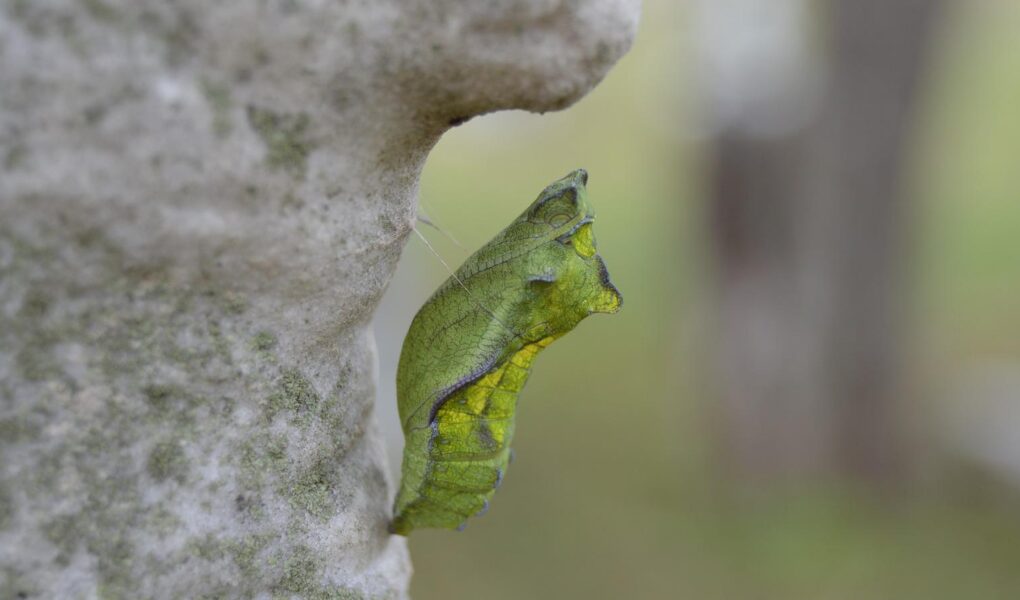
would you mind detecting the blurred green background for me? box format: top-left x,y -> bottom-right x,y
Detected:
373,1 -> 1020,598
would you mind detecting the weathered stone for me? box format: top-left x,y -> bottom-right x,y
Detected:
0,0 -> 638,597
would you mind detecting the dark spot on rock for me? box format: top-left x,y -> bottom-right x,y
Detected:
235,494 -> 251,513
19,289 -> 49,318
84,105 -> 107,125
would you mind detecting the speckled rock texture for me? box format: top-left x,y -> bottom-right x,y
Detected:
0,0 -> 638,598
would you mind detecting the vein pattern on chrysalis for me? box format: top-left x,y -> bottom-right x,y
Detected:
391,169 -> 622,535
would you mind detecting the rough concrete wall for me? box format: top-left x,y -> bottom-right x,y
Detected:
0,1 -> 639,598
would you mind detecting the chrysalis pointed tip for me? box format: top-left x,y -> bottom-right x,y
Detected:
573,168 -> 588,186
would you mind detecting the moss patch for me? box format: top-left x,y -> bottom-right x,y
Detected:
270,544 -> 368,600
239,433 -> 289,490
4,143 -> 28,170
0,484 -> 12,531
83,0 -> 119,23
201,79 -> 233,137
0,416 -> 41,444
147,440 -> 189,483
221,291 -> 248,314
228,533 -> 271,576
247,106 -> 314,178
1,566 -> 37,600
42,513 -> 84,567
286,458 -> 338,520
275,545 -> 319,594
252,330 -> 277,352
19,288 -> 50,318
263,369 -> 320,423
15,342 -> 61,382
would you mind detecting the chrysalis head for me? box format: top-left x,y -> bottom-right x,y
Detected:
519,170 -> 622,337
527,169 -> 592,230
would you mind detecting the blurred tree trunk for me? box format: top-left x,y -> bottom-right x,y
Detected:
701,0 -> 944,486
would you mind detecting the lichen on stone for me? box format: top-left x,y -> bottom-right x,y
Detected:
227,533 -> 271,575
246,105 -> 314,178
0,415 -> 41,444
239,433 -> 289,490
1,566 -> 37,600
263,368 -> 321,423
0,485 -> 12,531
286,457 -> 340,520
147,440 -> 189,483
201,79 -> 233,137
274,544 -> 321,596
268,544 -> 367,599
253,330 -> 278,352
0,0 -> 638,596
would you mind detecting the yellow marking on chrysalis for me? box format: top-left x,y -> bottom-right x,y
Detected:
464,371 -> 499,415
510,345 -> 539,367
475,366 -> 506,389
573,223 -> 597,258
593,287 -> 622,314
431,341 -> 550,456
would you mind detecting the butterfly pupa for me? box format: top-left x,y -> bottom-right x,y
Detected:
391,169 -> 622,535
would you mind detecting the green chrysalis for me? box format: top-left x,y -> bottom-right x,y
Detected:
391,169 -> 622,535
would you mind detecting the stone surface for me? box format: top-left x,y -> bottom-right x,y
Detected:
0,0 -> 638,598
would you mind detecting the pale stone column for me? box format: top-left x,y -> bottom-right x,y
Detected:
0,0 -> 638,597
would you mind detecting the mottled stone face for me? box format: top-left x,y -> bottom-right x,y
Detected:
385,0 -> 640,119
0,0 -> 637,597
